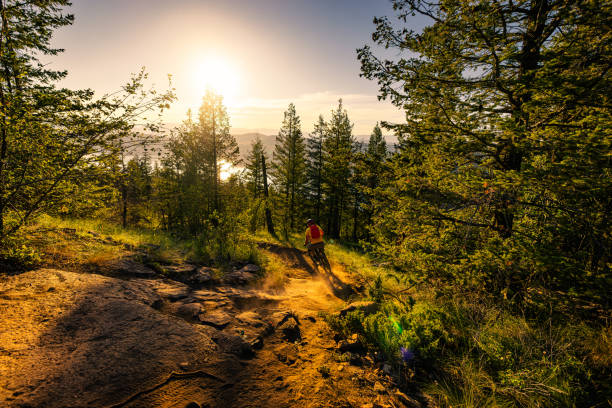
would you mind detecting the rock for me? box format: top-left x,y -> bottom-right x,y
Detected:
177,302 -> 204,318
249,335 -> 264,349
347,352 -> 363,366
160,288 -> 190,302
106,258 -> 157,277
212,333 -> 254,358
191,290 -> 229,305
0,269 -> 219,408
223,270 -> 257,285
337,336 -> 364,354
240,264 -> 261,273
189,267 -> 217,285
339,301 -> 378,317
280,321 -> 301,343
393,391 -> 422,408
163,264 -> 197,276
383,363 -> 393,375
269,311 -> 299,328
198,311 -> 232,330
276,314 -> 301,342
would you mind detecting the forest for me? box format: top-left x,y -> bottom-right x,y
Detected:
0,1 -> 610,407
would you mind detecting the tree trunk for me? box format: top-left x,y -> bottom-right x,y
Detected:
261,154 -> 276,237
121,182 -> 128,228
212,108 -> 219,213
0,1 -> 7,237
352,192 -> 358,241
493,1 -> 547,238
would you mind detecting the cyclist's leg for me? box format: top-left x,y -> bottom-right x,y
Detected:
307,244 -> 319,265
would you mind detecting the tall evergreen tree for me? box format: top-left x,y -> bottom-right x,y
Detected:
197,90 -> 240,213
365,123 -> 387,186
245,137 -> 266,198
305,115 -> 326,221
322,99 -> 354,238
353,123 -> 388,240
161,112 -> 209,233
271,103 -> 306,235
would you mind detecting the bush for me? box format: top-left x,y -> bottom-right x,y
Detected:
0,238 -> 42,271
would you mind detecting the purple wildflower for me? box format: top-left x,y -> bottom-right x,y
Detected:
400,347 -> 415,362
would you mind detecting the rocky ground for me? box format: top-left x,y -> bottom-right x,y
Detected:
0,236 -> 422,408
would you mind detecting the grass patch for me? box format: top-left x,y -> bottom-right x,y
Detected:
305,231 -> 611,408
1,215 -> 266,274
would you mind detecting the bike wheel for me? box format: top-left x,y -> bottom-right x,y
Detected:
320,251 -> 331,271
308,250 -> 319,266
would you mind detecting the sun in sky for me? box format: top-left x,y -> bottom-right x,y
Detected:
193,55 -> 241,108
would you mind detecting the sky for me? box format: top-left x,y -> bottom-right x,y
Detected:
50,0 -> 427,135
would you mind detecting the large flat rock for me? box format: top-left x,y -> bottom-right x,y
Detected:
0,269 -> 220,408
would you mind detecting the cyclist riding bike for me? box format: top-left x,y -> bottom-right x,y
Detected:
304,219 -> 330,269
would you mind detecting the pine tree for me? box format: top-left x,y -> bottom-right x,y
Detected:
271,103 -> 306,236
197,90 -> 240,213
353,123 -> 388,240
305,115 -> 326,221
245,137 -> 266,198
365,123 -> 387,188
322,99 -> 354,238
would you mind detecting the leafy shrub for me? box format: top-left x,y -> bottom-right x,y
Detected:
362,301 -> 449,361
0,239 -> 42,271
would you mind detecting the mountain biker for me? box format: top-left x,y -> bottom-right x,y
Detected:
305,219 -> 325,263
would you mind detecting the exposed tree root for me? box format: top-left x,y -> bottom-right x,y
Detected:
109,370 -> 225,408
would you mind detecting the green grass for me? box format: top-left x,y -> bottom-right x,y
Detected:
265,229 -> 612,408
2,215 -> 264,273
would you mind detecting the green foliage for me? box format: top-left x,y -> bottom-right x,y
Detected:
154,91 -> 241,235
358,0 -> 611,307
305,115 -> 326,221
0,237 -> 41,271
0,0 -> 174,241
271,103 -> 307,236
368,275 -> 384,304
245,137 -> 267,199
321,99 -> 355,238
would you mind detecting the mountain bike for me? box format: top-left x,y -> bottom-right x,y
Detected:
308,243 -> 331,272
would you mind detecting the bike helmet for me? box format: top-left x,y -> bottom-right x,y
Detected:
306,218 -> 314,225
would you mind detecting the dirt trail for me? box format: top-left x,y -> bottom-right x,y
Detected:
0,242 -> 415,408
123,244 -> 403,408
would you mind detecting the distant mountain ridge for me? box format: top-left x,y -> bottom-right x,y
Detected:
233,132 -> 398,159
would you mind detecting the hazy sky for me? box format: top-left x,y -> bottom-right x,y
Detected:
50,0 -> 427,135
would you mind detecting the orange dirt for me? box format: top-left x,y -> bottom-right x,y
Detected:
0,243 -> 417,408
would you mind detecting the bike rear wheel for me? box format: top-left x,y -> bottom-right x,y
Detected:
316,248 -> 331,271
